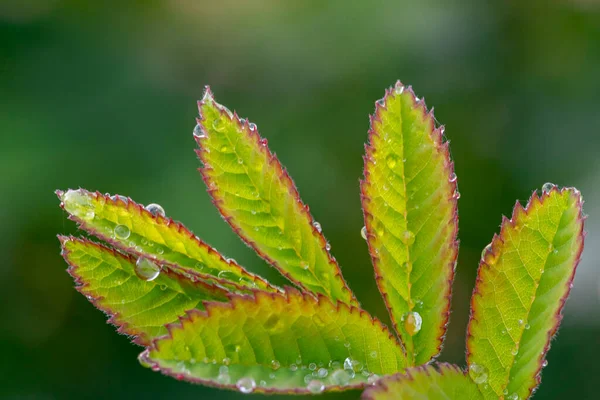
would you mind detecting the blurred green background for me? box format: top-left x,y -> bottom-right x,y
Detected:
1,0 -> 599,398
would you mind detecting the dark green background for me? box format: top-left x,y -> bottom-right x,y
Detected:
1,1 -> 598,398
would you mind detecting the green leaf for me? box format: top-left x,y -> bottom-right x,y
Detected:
60,236 -> 228,346
466,186 -> 585,399
57,188 -> 279,294
361,363 -> 483,400
139,289 -> 405,394
195,88 -> 356,306
360,82 -> 458,365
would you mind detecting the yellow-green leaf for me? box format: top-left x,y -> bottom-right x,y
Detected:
361,364 -> 483,400
140,289 -> 405,394
57,189 -> 278,294
466,186 -> 585,399
195,88 -> 356,305
360,82 -> 458,365
60,236 -> 227,346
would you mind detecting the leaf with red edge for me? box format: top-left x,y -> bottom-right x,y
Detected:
57,188 -> 278,294
139,289 -> 405,394
361,363 -> 483,400
360,81 -> 458,366
466,186 -> 585,399
60,236 -> 227,346
195,88 -> 356,306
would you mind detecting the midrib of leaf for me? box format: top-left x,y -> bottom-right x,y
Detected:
215,121 -> 327,297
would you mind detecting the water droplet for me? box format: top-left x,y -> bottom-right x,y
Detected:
290,364 -> 298,371
222,358 -> 231,366
468,363 -> 488,384
300,261 -> 309,270
453,189 -> 461,199
386,154 -> 398,169
361,226 -> 368,240
449,173 -> 457,182
237,158 -> 243,164
511,347 -> 519,356
249,123 -> 257,131
110,194 -> 128,204
394,83 -> 404,95
402,231 -> 415,246
236,377 -> 256,394
317,368 -> 328,378
146,203 -> 165,217
518,319 -> 524,326
218,270 -> 237,280
160,284 -> 167,291
308,363 -> 317,371
525,323 -> 530,330
331,369 -> 351,385
542,182 -> 556,194
325,242 -> 331,251
134,257 -> 161,281
403,311 -> 422,336
212,118 -> 227,132
542,359 -> 548,367
193,124 -> 206,138
114,224 -> 130,240
370,351 -> 377,358
313,221 -> 322,233
156,246 -> 164,255
62,189 -> 95,220
376,99 -> 385,106
503,389 -> 509,396
481,243 -> 492,260
343,358 -> 353,370
507,393 -> 519,400
307,380 -> 324,393
367,374 -> 380,385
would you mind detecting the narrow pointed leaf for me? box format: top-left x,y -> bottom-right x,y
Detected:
362,364 -> 483,400
60,236 -> 228,346
360,82 -> 458,365
139,289 -> 405,394
195,88 -> 356,305
57,189 -> 278,294
466,186 -> 585,399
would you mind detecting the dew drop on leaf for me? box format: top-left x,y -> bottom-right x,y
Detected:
236,377 -> 256,393
361,226 -> 368,240
507,393 -> 519,400
325,242 -> 331,251
468,363 -> 488,384
331,369 -> 351,385
114,224 -> 130,240
146,203 -> 165,217
271,360 -> 280,370
449,172 -> 457,182
134,257 -> 160,281
317,368 -> 328,378
401,230 -> 415,246
193,124 -> 206,138
511,347 -> 519,356
110,194 -> 128,204
307,380 -> 325,393
309,363 -> 317,371
542,182 -> 556,194
542,359 -> 548,367
313,221 -> 322,233
403,311 -> 422,336
367,374 -> 380,385
62,189 -> 95,220
481,243 -> 492,260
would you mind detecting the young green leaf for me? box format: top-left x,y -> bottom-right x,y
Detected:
362,363 -> 483,400
466,186 -> 585,399
360,81 -> 458,365
60,236 -> 228,346
139,289 -> 405,394
57,189 -> 278,294
195,88 -> 356,306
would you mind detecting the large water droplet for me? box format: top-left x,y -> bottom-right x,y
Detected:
62,189 -> 95,220
386,154 -> 398,169
193,124 -> 206,138
542,182 -> 556,194
146,203 -> 165,217
307,380 -> 325,393
236,377 -> 256,394
468,363 -> 488,384
331,369 -> 351,385
403,311 -> 422,336
402,230 -> 415,246
313,221 -> 322,233
361,226 -> 368,240
134,257 -> 161,281
114,224 -> 131,240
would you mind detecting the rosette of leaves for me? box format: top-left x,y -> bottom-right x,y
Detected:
57,81 -> 585,398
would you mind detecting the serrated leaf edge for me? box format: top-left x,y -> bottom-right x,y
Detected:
360,81 -> 459,361
56,189 -> 280,294
139,287 -> 400,394
466,186 -> 585,398
195,86 -> 357,305
58,235 -> 229,346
